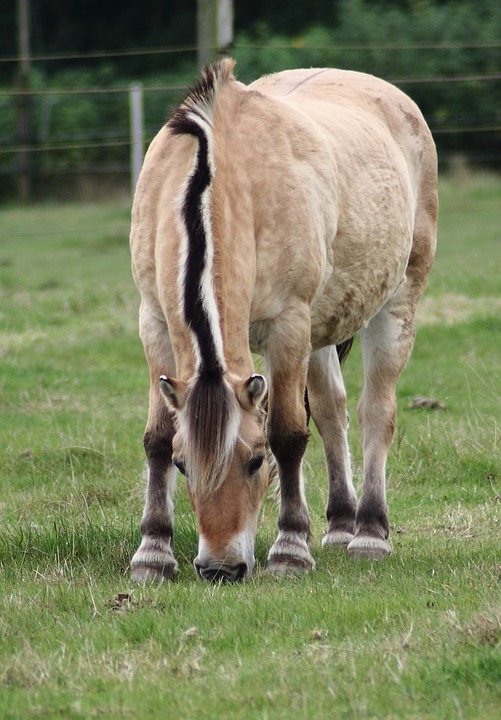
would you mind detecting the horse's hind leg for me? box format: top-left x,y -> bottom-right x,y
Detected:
307,346 -> 357,548
347,280 -> 424,559
348,197 -> 437,560
130,302 -> 178,581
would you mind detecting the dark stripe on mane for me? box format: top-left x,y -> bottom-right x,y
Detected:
168,60 -> 233,130
172,116 -> 222,379
169,64 -> 219,126
169,68 -> 224,380
168,61 -> 240,496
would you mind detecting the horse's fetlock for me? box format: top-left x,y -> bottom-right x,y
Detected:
327,496 -> 357,525
140,516 -> 173,542
278,507 -> 310,538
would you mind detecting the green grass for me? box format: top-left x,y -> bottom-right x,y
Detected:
0,175 -> 500,719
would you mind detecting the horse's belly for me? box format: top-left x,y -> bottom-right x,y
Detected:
310,266 -> 406,348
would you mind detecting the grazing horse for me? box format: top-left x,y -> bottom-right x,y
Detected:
129,59 -> 437,582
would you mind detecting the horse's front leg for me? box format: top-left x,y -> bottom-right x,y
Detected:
130,304 -> 178,581
266,307 -> 315,576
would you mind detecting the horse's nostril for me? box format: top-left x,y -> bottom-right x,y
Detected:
204,568 -> 230,583
234,562 -> 247,582
195,562 -> 247,583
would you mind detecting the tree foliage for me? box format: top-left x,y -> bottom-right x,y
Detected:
234,0 -> 501,166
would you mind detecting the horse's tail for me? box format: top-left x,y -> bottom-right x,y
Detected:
336,336 -> 354,364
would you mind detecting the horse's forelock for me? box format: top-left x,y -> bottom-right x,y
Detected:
180,376 -> 240,497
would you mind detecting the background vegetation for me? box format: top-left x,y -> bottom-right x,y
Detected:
0,173 -> 499,717
1,0 -> 501,199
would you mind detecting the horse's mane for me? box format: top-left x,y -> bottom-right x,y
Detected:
169,58 -> 236,133
167,60 -> 242,496
168,59 -> 236,380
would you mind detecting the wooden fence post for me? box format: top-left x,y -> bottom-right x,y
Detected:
16,0 -> 32,202
129,84 -> 144,196
197,0 -> 233,71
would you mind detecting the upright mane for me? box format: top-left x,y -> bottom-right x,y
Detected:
169,59 -> 240,496
169,58 -> 236,135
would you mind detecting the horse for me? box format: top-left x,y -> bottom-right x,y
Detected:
129,59 -> 438,582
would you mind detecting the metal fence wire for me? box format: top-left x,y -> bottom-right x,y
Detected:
1,40 -> 501,199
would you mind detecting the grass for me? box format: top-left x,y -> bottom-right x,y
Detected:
0,174 -> 500,718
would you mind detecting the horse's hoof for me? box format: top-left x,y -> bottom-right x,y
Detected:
130,563 -> 177,583
267,554 -> 315,577
267,531 -> 315,577
322,529 -> 354,549
347,535 -> 392,560
130,541 -> 178,582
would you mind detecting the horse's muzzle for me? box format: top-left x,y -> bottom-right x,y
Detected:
194,560 -> 248,583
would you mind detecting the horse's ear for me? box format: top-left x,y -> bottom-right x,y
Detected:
159,375 -> 187,411
238,374 -> 267,410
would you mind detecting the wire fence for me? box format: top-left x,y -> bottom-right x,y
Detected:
2,39 -> 501,64
1,39 -> 501,199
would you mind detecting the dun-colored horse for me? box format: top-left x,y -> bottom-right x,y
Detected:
129,59 -> 437,582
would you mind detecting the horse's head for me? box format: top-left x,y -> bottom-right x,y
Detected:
159,372 -> 270,582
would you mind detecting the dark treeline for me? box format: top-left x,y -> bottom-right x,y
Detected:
3,0 -> 338,77
1,1 -> 470,80
1,0 -> 501,199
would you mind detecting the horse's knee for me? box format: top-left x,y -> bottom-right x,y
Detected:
267,423 -> 310,470
143,428 -> 174,468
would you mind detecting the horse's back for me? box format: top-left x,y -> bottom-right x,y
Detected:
251,68 -> 436,187
246,68 -> 437,346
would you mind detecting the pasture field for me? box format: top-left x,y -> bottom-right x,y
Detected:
0,174 -> 500,719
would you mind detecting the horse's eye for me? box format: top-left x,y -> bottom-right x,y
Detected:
248,454 -> 265,475
173,458 -> 187,476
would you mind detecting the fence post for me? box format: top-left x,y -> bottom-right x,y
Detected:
129,83 -> 144,196
16,0 -> 32,202
197,0 -> 233,71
